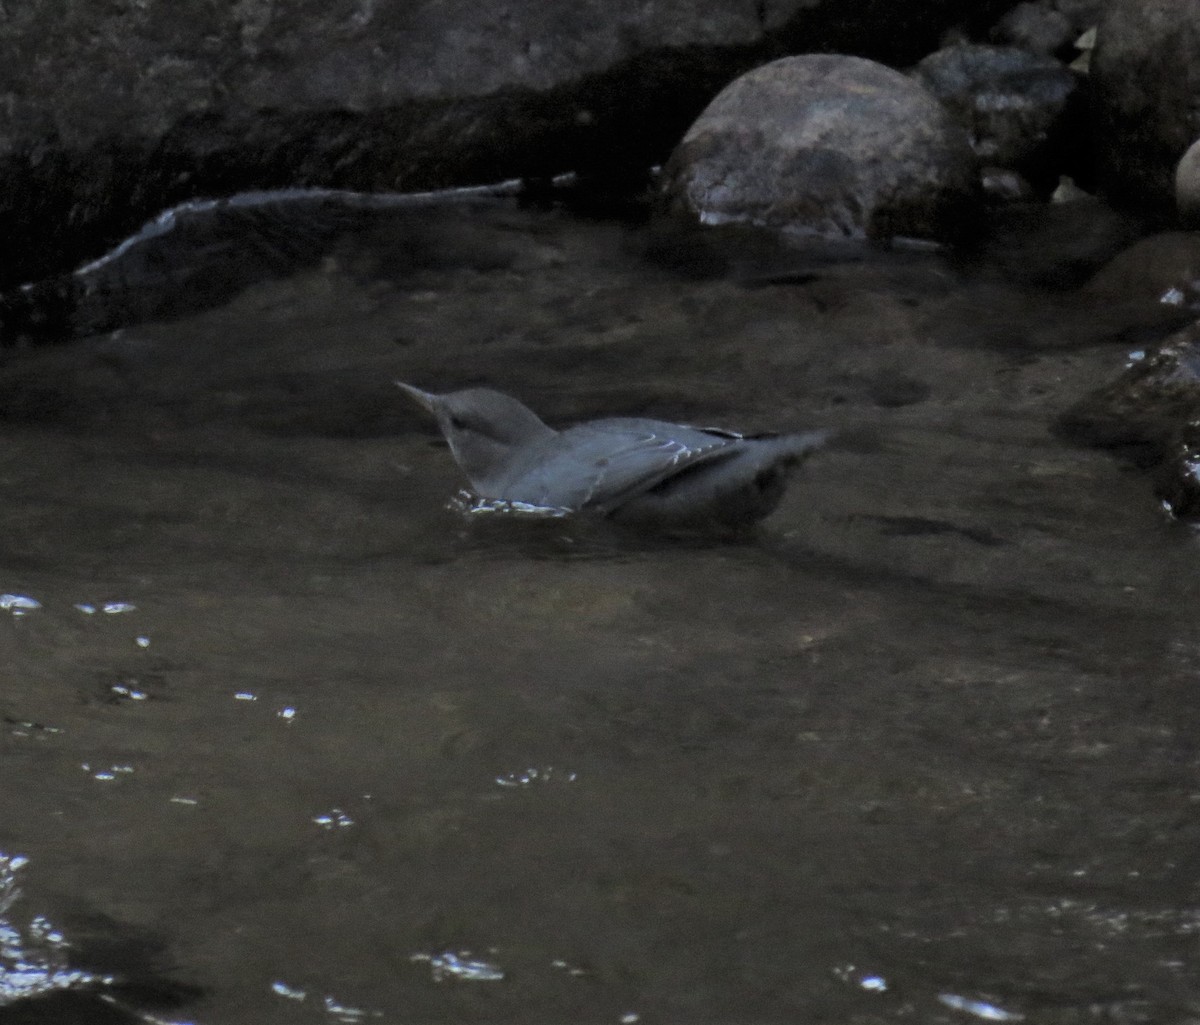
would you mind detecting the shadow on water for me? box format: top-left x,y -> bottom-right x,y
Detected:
2,188 -> 1200,1023
0,855 -> 202,1025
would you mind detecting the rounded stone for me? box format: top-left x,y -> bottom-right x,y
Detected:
661,54 -> 979,244
1176,138 -> 1200,224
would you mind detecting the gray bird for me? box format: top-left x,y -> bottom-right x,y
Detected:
397,382 -> 829,529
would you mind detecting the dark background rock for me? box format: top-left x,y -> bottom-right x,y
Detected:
661,55 -> 979,244
990,2 -> 1074,56
979,197 -> 1145,288
989,0 -> 1105,56
911,44 -> 1080,194
0,0 -> 1014,289
1090,0 -> 1200,215
0,190 -> 525,347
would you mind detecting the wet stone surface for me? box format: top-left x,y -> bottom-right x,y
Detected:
2,200 -> 1200,1024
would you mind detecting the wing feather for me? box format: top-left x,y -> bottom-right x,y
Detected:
496,418 -> 741,510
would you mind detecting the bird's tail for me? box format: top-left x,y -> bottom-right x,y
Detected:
776,429 -> 833,463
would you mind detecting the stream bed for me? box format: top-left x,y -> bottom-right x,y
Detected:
2,197 -> 1199,1024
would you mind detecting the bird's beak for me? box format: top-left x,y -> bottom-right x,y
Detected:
395,381 -> 438,414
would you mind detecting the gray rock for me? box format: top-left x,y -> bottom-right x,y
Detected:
1091,0 -> 1200,213
661,55 -> 979,244
912,45 -> 1078,190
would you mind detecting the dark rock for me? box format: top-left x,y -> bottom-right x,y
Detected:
661,55 -> 979,244
1053,0 -> 1107,35
1084,232 -> 1200,312
982,196 -> 1145,288
1091,0 -> 1200,214
911,44 -> 1079,192
1158,419 -> 1200,517
991,2 -> 1075,56
1060,321 -> 1200,516
1061,324 -> 1200,450
0,188 -> 529,347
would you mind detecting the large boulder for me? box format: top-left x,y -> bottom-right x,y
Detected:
661,55 -> 979,244
0,0 -> 1013,288
1090,0 -> 1200,214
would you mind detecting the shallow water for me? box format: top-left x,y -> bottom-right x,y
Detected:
2,200 -> 1200,1024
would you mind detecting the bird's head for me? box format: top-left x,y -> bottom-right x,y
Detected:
396,382 -> 555,494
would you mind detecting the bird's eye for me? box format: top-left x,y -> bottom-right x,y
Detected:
448,415 -> 466,430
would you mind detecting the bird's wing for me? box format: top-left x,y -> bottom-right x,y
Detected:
498,418 -> 743,511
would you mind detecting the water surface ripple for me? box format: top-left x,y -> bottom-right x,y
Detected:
1,201 -> 1199,1024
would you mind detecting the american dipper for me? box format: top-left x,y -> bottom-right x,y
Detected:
398,382 -> 828,529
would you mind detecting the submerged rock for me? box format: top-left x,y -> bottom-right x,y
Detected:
1159,419 -> 1200,518
912,44 -> 1079,193
1091,0 -> 1200,213
662,55 -> 979,244
0,186 -> 526,346
990,2 -> 1074,56
1060,321 -> 1200,516
1084,232 -> 1200,312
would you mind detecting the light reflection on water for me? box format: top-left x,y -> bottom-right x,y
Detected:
0,854 -> 112,1005
937,992 -> 1025,1021
410,950 -> 506,983
269,979 -> 378,1023
494,766 -> 578,788
0,594 -> 42,613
